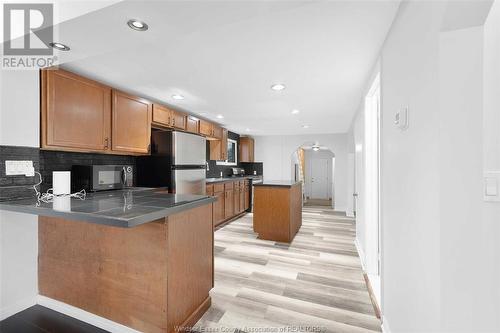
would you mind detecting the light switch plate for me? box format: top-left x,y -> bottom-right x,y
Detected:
5,160 -> 34,176
484,171 -> 500,202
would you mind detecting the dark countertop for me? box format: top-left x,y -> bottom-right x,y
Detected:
0,188 -> 215,228
206,175 -> 262,183
253,180 -> 301,187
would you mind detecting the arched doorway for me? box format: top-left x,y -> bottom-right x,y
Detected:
291,142 -> 336,208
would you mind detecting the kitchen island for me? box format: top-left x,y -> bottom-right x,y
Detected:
253,180 -> 302,243
0,188 -> 216,333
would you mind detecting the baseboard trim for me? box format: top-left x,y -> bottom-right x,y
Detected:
354,238 -> 366,271
36,296 -> 141,333
381,315 -> 392,333
0,296 -> 37,321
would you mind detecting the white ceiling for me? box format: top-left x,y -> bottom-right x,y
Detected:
47,0 -> 399,135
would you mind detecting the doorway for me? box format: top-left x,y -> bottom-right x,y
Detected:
311,158 -> 330,200
364,73 -> 381,303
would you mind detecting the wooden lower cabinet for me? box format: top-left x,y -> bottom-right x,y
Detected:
210,180 -> 251,225
38,204 -> 213,333
213,191 -> 225,226
244,185 -> 250,210
224,189 -> 233,219
233,185 -> 240,215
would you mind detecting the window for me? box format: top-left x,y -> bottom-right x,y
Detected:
216,139 -> 238,166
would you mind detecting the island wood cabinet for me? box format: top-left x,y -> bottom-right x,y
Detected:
41,69 -> 112,152
38,203 -> 214,333
41,69 -> 152,155
239,137 -> 255,162
112,90 -> 152,154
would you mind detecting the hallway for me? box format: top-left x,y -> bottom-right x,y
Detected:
195,207 -> 381,332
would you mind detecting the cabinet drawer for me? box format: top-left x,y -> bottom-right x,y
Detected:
214,183 -> 224,193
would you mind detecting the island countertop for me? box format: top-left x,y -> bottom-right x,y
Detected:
0,188 -> 215,228
253,180 -> 301,187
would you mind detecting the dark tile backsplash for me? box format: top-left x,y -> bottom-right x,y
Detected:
0,146 -> 40,200
39,150 -> 136,192
0,145 -> 136,200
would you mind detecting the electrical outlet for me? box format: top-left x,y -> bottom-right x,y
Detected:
5,160 -> 34,176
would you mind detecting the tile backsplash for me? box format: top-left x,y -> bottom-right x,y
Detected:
0,146 -> 40,200
0,145 -> 136,200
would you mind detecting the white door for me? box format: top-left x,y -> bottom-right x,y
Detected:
311,158 -> 329,199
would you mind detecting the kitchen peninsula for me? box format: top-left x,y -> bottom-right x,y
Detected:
0,188 -> 215,333
253,180 -> 302,243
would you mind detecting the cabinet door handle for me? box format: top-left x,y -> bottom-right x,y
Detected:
104,137 -> 109,149
173,118 -> 175,126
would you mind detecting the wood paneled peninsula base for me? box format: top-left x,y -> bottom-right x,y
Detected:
253,180 -> 302,243
38,203 -> 213,333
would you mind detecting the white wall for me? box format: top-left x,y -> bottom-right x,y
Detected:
481,0 -> 500,329
365,1 -> 500,331
0,69 -> 40,319
380,1 -> 445,330
254,133 -> 349,212
304,150 -> 334,200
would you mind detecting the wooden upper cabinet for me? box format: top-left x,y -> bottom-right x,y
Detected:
239,137 -> 255,162
212,125 -> 223,140
171,110 -> 186,130
186,116 -> 199,134
221,129 -> 228,160
41,69 -> 111,152
112,90 -> 152,154
199,120 -> 212,137
152,104 -> 172,128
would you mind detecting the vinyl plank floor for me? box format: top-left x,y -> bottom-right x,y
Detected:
195,207 -> 381,332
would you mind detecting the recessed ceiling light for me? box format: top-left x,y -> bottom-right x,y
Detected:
216,114 -> 224,119
245,128 -> 251,132
127,19 -> 149,31
172,94 -> 184,100
302,125 -> 309,129
312,146 -> 320,152
291,109 -> 300,115
271,83 -> 286,91
49,42 -> 70,51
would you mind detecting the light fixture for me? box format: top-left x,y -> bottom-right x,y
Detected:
302,125 -> 309,129
49,42 -> 70,51
245,128 -> 251,132
216,114 -> 224,119
172,94 -> 184,100
271,83 -> 286,91
127,19 -> 149,31
291,109 -> 300,115
312,146 -> 320,152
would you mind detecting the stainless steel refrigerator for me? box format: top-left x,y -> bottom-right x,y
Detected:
137,131 -> 206,194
